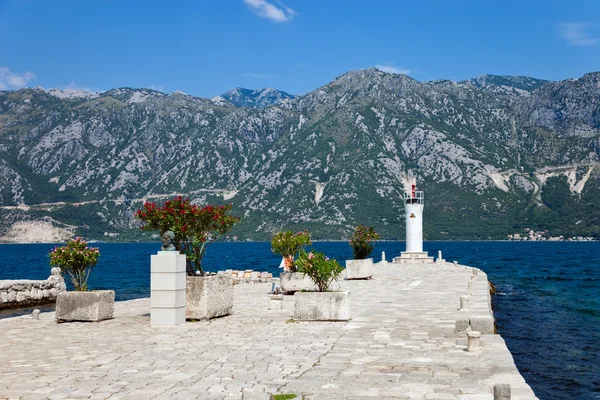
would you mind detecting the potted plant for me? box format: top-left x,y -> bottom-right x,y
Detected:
136,197 -> 240,320
293,250 -> 349,321
346,225 -> 380,280
50,237 -> 114,322
271,230 -> 316,293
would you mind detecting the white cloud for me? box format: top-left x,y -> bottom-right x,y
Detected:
243,72 -> 279,80
149,85 -> 165,92
0,67 -> 36,90
243,0 -> 295,22
558,22 -> 598,46
375,64 -> 410,75
64,82 -> 95,92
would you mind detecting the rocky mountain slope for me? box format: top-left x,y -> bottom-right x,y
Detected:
0,69 -> 598,241
221,87 -> 295,108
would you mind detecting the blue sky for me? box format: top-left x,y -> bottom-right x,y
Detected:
0,0 -> 599,97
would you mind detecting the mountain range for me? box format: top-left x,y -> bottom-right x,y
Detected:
0,69 -> 598,242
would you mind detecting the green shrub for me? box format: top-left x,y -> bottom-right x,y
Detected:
349,225 -> 380,259
271,230 -> 311,272
49,237 -> 99,291
295,249 -> 343,292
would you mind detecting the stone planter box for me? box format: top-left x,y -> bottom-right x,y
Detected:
345,258 -> 373,280
293,290 -> 350,321
279,271 -> 318,293
186,274 -> 233,320
55,290 -> 115,322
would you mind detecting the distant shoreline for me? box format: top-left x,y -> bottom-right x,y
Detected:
0,239 -> 596,245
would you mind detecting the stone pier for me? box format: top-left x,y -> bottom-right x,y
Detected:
0,268 -> 65,310
0,262 -> 538,399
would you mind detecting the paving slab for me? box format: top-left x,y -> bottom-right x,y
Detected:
0,262 -> 538,399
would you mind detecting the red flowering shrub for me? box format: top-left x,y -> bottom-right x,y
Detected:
135,196 -> 240,276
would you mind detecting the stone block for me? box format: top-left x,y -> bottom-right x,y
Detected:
279,272 -> 317,293
345,258 -> 373,280
260,272 -> 269,279
150,252 -> 186,273
151,306 -> 186,327
186,275 -> 233,320
494,384 -> 511,400
151,289 -> 186,308
55,290 -> 115,322
293,290 -> 350,321
237,271 -> 245,278
455,319 -> 470,333
150,272 -> 186,291
244,271 -> 252,278
470,316 -> 495,334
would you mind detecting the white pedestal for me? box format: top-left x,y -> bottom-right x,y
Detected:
151,251 -> 186,327
393,252 -> 434,264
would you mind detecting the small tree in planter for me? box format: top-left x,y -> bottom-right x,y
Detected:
136,197 -> 241,320
271,230 -> 315,293
136,197 -> 240,276
271,230 -> 311,272
293,250 -> 349,321
346,225 -> 380,280
349,225 -> 380,259
50,237 -> 114,322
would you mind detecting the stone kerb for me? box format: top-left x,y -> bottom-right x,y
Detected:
345,258 -> 373,280
454,268 -> 495,334
151,251 -> 186,327
0,269 -> 66,309
469,270 -> 495,334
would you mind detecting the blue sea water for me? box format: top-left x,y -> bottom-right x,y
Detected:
0,241 -> 598,399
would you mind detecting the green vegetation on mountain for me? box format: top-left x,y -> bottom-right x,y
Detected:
0,69 -> 599,241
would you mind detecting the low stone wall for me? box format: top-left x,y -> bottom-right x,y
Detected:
215,269 -> 274,285
0,268 -> 66,309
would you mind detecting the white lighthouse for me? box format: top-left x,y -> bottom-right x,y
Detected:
394,183 -> 434,264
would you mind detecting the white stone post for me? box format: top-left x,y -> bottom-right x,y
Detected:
269,294 -> 284,310
466,331 -> 481,352
381,251 -> 386,263
151,251 -> 186,327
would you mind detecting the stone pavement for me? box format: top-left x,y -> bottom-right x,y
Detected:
0,262 -> 538,400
